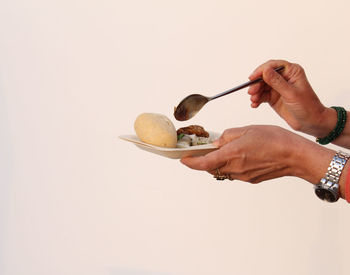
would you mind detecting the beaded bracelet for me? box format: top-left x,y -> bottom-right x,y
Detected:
316,106 -> 347,145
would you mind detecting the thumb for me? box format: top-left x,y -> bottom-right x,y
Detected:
263,67 -> 292,97
213,127 -> 247,147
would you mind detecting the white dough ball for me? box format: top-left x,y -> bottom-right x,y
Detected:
134,113 -> 177,148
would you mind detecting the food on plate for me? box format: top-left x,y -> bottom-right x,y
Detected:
177,125 -> 209,138
176,125 -> 213,148
134,113 -> 177,148
134,113 -> 214,149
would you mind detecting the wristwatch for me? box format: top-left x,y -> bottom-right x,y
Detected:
315,151 -> 350,202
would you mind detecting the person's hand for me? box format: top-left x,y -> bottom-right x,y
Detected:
248,60 -> 336,138
181,125 -> 334,185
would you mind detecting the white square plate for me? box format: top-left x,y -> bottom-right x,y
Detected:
119,132 -> 220,159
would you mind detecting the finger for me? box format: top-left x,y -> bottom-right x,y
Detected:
214,127 -> 249,147
250,90 -> 272,107
249,59 -> 290,80
250,94 -> 261,108
180,150 -> 228,171
207,169 -> 216,176
248,82 -> 271,97
182,127 -> 250,171
250,93 -> 261,103
262,67 -> 292,97
207,166 -> 227,176
251,102 -> 260,108
181,135 -> 244,171
247,82 -> 263,95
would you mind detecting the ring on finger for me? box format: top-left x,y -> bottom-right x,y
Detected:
214,168 -> 231,181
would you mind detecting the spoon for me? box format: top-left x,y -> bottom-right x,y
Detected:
174,66 -> 284,121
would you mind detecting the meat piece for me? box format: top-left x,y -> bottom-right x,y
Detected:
176,125 -> 209,138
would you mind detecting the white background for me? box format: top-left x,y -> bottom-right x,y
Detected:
1,0 -> 350,274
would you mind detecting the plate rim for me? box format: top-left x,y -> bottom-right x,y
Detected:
119,131 -> 220,152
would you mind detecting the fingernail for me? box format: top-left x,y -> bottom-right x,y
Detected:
213,139 -> 219,147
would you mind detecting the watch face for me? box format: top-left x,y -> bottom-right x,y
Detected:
315,187 -> 337,202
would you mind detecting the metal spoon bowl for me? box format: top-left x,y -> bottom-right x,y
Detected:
174,66 -> 284,121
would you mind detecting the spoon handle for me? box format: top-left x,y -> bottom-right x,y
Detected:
210,66 -> 284,100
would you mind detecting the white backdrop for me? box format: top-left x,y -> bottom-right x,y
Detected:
1,1 -> 350,275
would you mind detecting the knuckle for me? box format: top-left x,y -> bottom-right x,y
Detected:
222,128 -> 233,138
220,129 -> 234,143
263,68 -> 278,83
291,123 -> 302,132
291,63 -> 305,75
269,72 -> 282,85
244,125 -> 259,136
288,120 -> 302,132
293,62 -> 303,70
232,153 -> 247,172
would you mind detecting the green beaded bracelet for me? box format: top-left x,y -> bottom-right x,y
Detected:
316,106 -> 347,145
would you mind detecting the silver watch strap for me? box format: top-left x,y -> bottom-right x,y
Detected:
315,151 -> 350,202
325,151 -> 350,184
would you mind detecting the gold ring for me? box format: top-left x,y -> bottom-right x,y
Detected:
214,168 -> 230,181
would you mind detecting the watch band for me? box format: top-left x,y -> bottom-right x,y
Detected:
326,151 -> 350,183
315,151 -> 350,202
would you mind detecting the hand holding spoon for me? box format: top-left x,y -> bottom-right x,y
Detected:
174,66 -> 284,121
